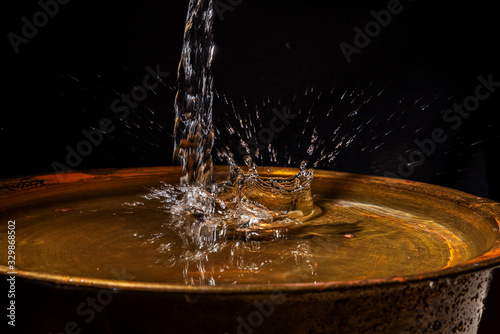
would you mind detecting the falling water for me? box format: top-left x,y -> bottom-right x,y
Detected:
173,0 -> 215,188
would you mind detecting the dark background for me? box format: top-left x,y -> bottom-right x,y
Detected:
2,0 -> 499,333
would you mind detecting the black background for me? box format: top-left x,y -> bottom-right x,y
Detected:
2,0 -> 500,333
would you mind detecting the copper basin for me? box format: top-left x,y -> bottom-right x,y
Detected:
1,167 -> 499,333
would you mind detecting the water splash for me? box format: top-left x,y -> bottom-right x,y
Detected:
146,156 -> 315,242
143,157 -> 316,285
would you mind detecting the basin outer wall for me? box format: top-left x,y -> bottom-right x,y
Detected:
1,269 -> 493,334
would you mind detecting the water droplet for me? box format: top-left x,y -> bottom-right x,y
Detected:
243,155 -> 252,166
300,160 -> 308,171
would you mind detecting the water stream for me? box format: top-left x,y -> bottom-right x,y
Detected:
173,0 -> 215,189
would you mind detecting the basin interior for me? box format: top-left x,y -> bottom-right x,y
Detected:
0,167 -> 499,287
